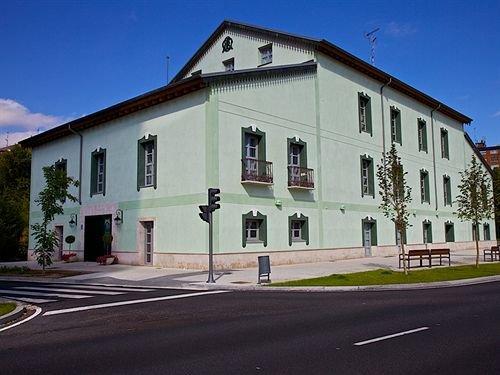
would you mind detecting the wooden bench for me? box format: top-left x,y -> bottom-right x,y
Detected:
399,249 -> 430,269
483,246 -> 499,262
430,248 -> 451,266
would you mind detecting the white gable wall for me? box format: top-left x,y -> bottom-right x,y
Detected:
184,28 -> 315,78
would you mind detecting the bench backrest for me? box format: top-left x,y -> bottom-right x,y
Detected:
408,250 -> 430,256
430,248 -> 450,255
491,246 -> 499,251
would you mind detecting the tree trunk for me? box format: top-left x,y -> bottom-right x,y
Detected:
398,229 -> 408,275
475,231 -> 480,268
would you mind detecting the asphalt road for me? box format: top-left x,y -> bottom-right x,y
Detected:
0,280 -> 499,375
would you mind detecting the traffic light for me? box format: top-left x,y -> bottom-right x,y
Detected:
208,188 -> 221,212
199,205 -> 210,223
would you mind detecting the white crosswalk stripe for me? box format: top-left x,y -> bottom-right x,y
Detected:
55,284 -> 154,292
0,289 -> 91,299
0,283 -> 159,304
15,286 -> 124,295
7,297 -> 57,304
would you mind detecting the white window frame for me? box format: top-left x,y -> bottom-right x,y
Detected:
418,121 -> 425,151
359,97 -> 367,132
245,134 -> 259,174
144,221 -> 154,264
390,111 -> 398,142
223,58 -> 234,72
443,177 -> 450,205
96,153 -> 105,194
259,44 -> 272,65
362,159 -> 370,195
144,142 -> 155,187
420,172 -> 426,202
246,219 -> 260,241
291,220 -> 302,241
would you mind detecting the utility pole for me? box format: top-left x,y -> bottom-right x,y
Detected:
199,188 -> 221,283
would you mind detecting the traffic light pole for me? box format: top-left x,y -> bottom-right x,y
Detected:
207,211 -> 215,283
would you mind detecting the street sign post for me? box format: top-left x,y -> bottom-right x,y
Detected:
199,188 -> 221,283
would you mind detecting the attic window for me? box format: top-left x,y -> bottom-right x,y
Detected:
259,44 -> 272,66
223,58 -> 234,72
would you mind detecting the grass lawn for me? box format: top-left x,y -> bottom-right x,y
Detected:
272,263 -> 500,287
0,266 -> 86,278
0,302 -> 16,317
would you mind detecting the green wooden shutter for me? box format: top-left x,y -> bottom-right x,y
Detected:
427,223 -> 433,243
242,214 -> 247,248
445,223 -> 455,242
360,156 -> 364,197
288,215 -> 293,246
90,153 -> 97,196
259,215 -> 267,247
422,122 -> 428,152
153,137 -> 158,189
137,140 -> 145,191
366,96 -> 372,136
102,149 -> 107,196
302,216 -> 309,245
300,142 -> 307,168
424,173 -> 430,203
368,157 -> 374,197
396,110 -> 402,145
446,177 -> 452,206
371,220 -> 377,246
358,93 -> 363,133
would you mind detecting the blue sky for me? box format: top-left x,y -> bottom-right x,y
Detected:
1,0 -> 499,145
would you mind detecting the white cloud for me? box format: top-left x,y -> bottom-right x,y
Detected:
385,22 -> 417,37
493,111 -> 500,118
0,131 -> 37,145
0,98 -> 67,131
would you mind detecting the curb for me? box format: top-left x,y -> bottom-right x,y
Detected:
0,274 -> 499,292
0,300 -> 26,326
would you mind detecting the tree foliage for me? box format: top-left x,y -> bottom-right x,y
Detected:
377,143 -> 412,275
0,145 -> 31,261
455,156 -> 494,267
31,165 -> 79,270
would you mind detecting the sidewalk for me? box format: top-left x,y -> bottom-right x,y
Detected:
0,249 -> 487,289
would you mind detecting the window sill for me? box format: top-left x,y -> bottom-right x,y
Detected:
291,239 -> 306,243
246,240 -> 264,244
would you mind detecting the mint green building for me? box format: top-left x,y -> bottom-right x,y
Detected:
22,21 -> 496,269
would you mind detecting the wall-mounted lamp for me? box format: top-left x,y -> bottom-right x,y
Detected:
69,214 -> 77,227
275,199 -> 282,207
114,209 -> 123,224
340,204 -> 346,212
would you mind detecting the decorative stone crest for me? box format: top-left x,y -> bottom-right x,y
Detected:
222,36 -> 233,52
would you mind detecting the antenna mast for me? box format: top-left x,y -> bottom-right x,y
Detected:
364,28 -> 380,66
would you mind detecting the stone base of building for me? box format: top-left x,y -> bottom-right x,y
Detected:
145,240 -> 497,270
26,240 -> 497,270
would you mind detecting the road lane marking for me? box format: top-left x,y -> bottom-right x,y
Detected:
7,297 -> 57,304
43,290 -> 229,316
0,306 -> 42,333
0,289 -> 91,299
55,285 -> 154,292
15,287 -> 124,295
354,327 -> 430,346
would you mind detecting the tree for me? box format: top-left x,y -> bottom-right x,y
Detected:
0,145 -> 31,261
455,156 -> 494,268
377,143 -> 412,275
31,165 -> 79,270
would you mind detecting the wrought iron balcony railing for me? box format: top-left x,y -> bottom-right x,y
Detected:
288,166 -> 314,189
241,158 -> 273,184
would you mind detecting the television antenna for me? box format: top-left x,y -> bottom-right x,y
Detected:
364,28 -> 380,66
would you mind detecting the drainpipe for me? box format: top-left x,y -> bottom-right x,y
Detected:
68,124 -> 82,205
430,104 -> 441,212
380,78 -> 392,159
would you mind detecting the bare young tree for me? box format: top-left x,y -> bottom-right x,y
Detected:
377,143 -> 412,275
455,156 -> 494,267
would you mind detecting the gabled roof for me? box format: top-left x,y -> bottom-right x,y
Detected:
20,62 -> 316,148
172,20 -> 472,124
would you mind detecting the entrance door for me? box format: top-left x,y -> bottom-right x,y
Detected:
84,215 -> 112,261
54,226 -> 63,260
363,222 -> 372,257
143,221 -> 154,265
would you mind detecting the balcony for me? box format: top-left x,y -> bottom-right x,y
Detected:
241,158 -> 273,185
288,166 -> 314,189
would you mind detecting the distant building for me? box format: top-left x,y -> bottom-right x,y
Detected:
476,140 -> 500,170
